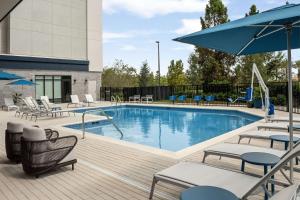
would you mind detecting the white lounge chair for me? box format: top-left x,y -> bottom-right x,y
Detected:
141,95 -> 153,103
129,95 -> 140,103
21,98 -> 43,119
150,144 -> 300,200
84,94 -> 95,107
40,96 -> 61,110
3,98 -> 19,111
67,95 -> 84,108
40,99 -> 74,119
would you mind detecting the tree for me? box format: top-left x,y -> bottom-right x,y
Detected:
167,60 -> 187,86
139,61 -> 151,87
187,0 -> 236,84
266,52 -> 287,81
245,4 -> 259,17
101,59 -> 138,87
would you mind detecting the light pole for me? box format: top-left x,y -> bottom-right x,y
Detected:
156,41 -> 161,100
156,41 -> 161,86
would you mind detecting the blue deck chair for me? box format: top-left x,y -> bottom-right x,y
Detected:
268,103 -> 275,116
228,87 -> 253,103
178,95 -> 187,103
193,96 -> 202,105
205,96 -> 215,105
169,95 -> 177,104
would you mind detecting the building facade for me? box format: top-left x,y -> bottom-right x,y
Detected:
0,0 -> 102,102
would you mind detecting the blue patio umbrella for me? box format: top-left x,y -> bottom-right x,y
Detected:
7,79 -> 36,86
174,3 -> 300,180
7,79 -> 36,91
0,71 -> 23,80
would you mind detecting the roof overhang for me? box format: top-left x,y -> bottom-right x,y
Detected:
0,0 -> 23,22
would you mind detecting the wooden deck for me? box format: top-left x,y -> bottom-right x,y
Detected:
0,104 -> 299,200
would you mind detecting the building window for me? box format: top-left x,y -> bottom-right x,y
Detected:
35,76 -> 44,100
35,75 -> 71,103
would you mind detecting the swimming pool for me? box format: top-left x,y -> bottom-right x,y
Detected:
65,105 -> 262,151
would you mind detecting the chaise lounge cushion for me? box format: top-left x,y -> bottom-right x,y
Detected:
156,162 -> 260,198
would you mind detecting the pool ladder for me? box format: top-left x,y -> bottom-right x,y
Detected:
82,108 -> 124,139
111,95 -> 122,106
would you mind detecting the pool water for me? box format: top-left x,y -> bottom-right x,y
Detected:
66,105 -> 262,152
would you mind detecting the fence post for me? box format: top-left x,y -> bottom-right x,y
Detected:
286,82 -> 289,112
226,84 -> 229,107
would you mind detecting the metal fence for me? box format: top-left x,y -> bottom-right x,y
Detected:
100,81 -> 300,113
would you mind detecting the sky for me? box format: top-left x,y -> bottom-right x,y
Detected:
103,0 -> 300,75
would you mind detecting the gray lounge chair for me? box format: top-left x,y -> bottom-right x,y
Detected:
257,122 -> 300,131
202,143 -> 286,163
238,130 -> 290,144
149,142 -> 300,200
270,118 -> 300,123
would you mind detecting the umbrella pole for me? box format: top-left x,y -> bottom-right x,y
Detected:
287,26 -> 294,182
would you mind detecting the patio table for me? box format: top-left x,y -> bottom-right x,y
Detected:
270,135 -> 300,150
180,186 -> 239,200
241,152 -> 280,199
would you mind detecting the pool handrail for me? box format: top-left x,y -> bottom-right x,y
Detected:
81,108 -> 124,139
111,95 -> 122,106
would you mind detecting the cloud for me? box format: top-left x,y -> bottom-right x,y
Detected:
103,32 -> 133,43
103,0 -> 208,18
175,19 -> 201,34
120,45 -> 137,51
103,30 -> 161,43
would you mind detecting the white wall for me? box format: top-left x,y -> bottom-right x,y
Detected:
9,0 -> 87,60
87,0 -> 102,72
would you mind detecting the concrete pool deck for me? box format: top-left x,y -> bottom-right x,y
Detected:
0,102 -> 299,199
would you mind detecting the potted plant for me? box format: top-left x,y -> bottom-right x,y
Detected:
12,93 -> 22,104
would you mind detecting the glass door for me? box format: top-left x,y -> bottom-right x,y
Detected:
61,76 -> 71,103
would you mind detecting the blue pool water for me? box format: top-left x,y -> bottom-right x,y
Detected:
66,106 -> 262,151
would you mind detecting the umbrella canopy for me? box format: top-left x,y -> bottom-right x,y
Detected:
7,79 -> 36,86
174,3 -> 300,181
174,3 -> 300,55
0,71 -> 23,80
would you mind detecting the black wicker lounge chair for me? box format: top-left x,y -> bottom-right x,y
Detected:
5,122 -> 57,163
21,127 -> 77,178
